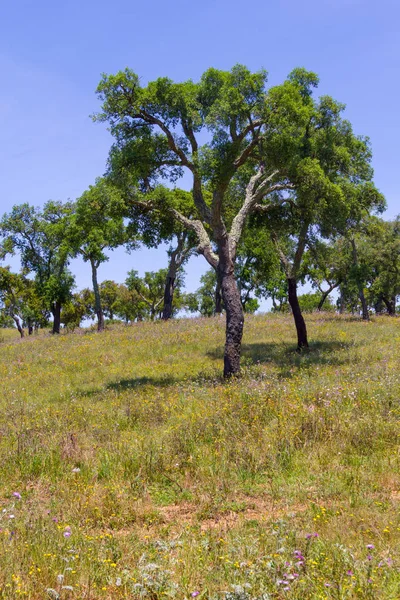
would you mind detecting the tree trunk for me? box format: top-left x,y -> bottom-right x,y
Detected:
375,297 -> 384,314
218,239 -> 244,377
215,277 -> 222,314
52,301 -> 61,334
350,238 -> 369,321
162,275 -> 175,320
317,282 -> 339,311
383,295 -> 396,315
317,290 -> 330,311
12,315 -> 24,338
90,259 -> 105,331
288,278 -> 309,350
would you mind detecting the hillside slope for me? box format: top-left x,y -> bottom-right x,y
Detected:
1,313 -> 400,599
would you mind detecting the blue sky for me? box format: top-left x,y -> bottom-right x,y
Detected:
1,0 -> 399,298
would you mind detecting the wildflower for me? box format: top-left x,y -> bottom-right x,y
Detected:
63,526 -> 72,538
366,544 -> 375,550
191,592 -> 200,598
57,575 -> 64,584
9,514 -> 15,519
72,467 -> 81,473
346,570 -> 353,576
12,492 -> 22,500
116,578 -> 122,587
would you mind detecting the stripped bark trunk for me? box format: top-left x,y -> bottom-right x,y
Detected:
12,315 -> 24,338
215,276 -> 222,314
288,277 -> 309,350
217,237 -> 244,377
90,258 -> 105,331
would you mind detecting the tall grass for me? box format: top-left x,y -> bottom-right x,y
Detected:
0,313 -> 399,598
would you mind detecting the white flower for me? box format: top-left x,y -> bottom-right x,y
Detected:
57,574 -> 64,584
116,577 -> 122,586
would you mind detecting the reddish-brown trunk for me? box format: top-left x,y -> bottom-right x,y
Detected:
288,278 -> 309,350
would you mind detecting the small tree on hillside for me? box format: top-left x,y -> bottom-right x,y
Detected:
68,179 -> 127,331
0,202 -> 74,334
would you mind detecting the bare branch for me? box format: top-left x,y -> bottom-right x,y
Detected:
229,170 -> 294,257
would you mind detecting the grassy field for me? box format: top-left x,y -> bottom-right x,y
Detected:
0,313 -> 399,599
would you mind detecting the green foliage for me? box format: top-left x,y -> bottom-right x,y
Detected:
0,201 -> 75,318
297,292 -> 335,313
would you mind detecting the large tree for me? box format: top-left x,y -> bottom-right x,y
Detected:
95,65 -> 308,376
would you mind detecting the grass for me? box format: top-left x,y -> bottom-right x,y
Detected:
0,312 -> 400,599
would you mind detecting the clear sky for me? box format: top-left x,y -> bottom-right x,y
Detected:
1,0 -> 399,297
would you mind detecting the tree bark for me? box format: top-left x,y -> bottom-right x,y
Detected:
90,258 -> 105,331
52,301 -> 61,334
288,278 -> 309,350
162,275 -> 175,320
218,238 -> 244,377
382,295 -> 396,315
215,276 -> 223,314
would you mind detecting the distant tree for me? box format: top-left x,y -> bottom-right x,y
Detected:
99,280 -> 121,321
61,288 -> 95,330
305,239 -> 348,311
162,230 -> 193,320
126,269 -> 184,320
0,267 -> 28,337
68,179 -> 127,331
0,202 -> 74,333
297,292 -> 335,313
364,216 -> 400,315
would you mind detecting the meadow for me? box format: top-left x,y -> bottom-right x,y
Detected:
0,313 -> 399,599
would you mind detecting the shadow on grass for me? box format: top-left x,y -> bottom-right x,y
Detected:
106,375 -> 178,392
207,339 -> 357,378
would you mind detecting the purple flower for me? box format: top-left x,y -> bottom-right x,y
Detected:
367,555 -> 373,561
306,532 -> 319,539
12,492 -> 21,500
346,570 -> 353,576
63,526 -> 72,538
191,593 -> 200,598
366,544 -> 375,550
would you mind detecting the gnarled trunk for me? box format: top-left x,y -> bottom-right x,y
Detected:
12,315 -> 24,338
359,287 -> 369,321
218,238 -> 244,377
52,301 -> 61,334
288,277 -> 308,350
91,258 -> 105,331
